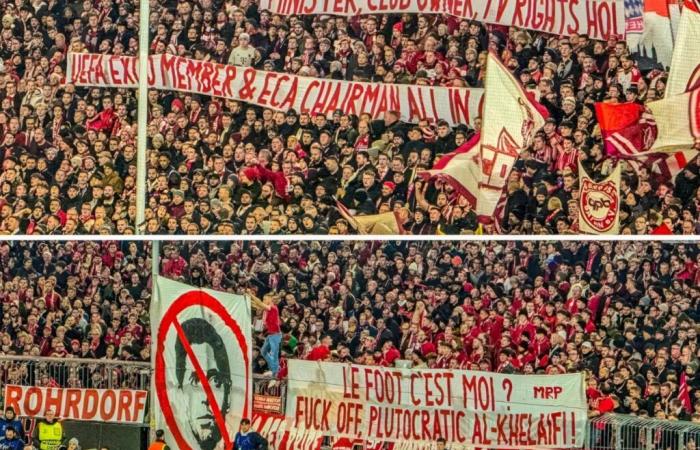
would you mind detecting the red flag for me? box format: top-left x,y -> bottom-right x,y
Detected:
594,102 -> 648,157
680,371 -> 693,413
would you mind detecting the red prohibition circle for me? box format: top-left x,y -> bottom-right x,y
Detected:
155,290 -> 250,450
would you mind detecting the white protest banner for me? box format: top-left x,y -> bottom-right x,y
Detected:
286,360 -> 587,450
66,53 -> 482,127
151,276 -> 252,450
260,0 -> 624,41
3,385 -> 147,424
578,162 -> 621,234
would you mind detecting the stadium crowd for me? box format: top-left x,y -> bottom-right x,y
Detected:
2,239 -> 700,422
0,0 -> 696,234
159,239 -> 700,423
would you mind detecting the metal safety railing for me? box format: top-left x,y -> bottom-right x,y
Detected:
586,414 -> 700,450
0,355 -> 151,391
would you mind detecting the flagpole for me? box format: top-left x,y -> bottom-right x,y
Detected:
149,240 -> 159,443
135,0 -> 150,234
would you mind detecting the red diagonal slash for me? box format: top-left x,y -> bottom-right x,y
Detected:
173,320 -> 232,449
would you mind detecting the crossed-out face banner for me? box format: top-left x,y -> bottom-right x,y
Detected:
578,162 -> 621,235
285,360 -> 587,450
3,385 -> 147,424
259,0 -> 625,41
151,276 -> 252,450
66,53 -> 482,127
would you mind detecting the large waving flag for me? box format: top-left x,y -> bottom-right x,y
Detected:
647,0 -> 700,152
666,0 -> 700,95
595,102 -> 654,157
647,88 -> 700,151
420,53 -> 547,217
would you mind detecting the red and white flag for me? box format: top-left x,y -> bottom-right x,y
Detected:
627,0 -> 675,68
680,371 -> 693,413
595,102 -> 656,157
595,101 -> 694,179
647,0 -> 700,152
579,162 -> 621,235
420,53 -> 547,217
666,0 -> 700,96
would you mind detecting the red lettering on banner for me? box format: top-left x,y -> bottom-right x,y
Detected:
258,72 -> 276,106
186,59 -> 203,91
450,89 -> 471,125
342,365 -> 360,399
512,0 -> 527,27
147,55 -> 156,85
160,53 -> 176,87
3,385 -> 21,414
407,87 -> 422,122
598,2 -> 612,39
301,80 -> 321,113
278,77 -> 298,110
324,83 -> 342,114
134,390 -> 148,423
461,375 -> 495,411
533,385 -> 563,399
567,0 -> 580,33
83,389 -> 99,420
99,389 -> 115,421
240,68 -> 258,100
314,81 -> 333,116
200,61 -> 214,94
495,0 -> 510,22
361,84 -> 381,118
295,396 -> 332,431
222,65 -> 237,98
428,88 -> 439,122
108,57 -> 120,84
26,387 -> 42,417
93,55 -> 107,85
304,0 -> 317,13
343,84 -> 366,116
65,389 -> 81,419
45,388 -> 63,416
118,390 -> 132,422
123,56 -> 137,86
587,1 -> 599,40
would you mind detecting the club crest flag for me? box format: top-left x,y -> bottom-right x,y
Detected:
578,162 -> 621,234
151,276 -> 252,450
420,53 -> 547,217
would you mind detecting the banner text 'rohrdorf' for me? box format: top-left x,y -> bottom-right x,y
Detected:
66,53 -> 481,127
259,0 -> 624,41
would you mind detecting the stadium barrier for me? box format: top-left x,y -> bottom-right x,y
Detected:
4,356 -> 700,450
586,414 -> 700,450
0,354 -> 151,390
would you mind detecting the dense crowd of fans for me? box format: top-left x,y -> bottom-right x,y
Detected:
0,0 -> 697,234
158,239 -> 700,424
0,241 -> 151,370
4,239 -> 700,423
